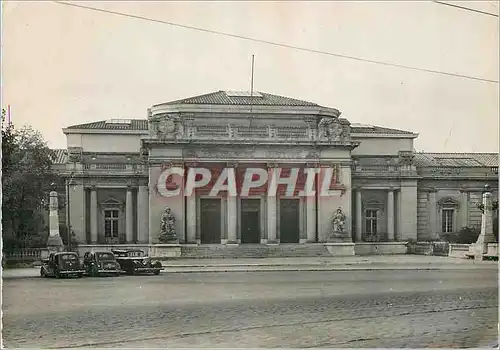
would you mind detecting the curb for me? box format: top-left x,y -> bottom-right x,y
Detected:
3,263 -> 496,279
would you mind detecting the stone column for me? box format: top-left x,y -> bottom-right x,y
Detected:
471,185 -> 496,259
304,166 -> 317,243
355,189 -> 362,242
306,195 -> 317,243
399,180 -> 418,241
227,195 -> 237,244
137,185 -> 149,243
387,189 -> 395,241
428,190 -> 438,240
90,187 -> 98,243
126,186 -> 134,243
459,190 -> 469,229
47,190 -> 64,251
267,166 -> 278,244
186,193 -> 197,243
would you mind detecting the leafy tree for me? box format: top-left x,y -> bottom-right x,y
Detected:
2,109 -> 55,250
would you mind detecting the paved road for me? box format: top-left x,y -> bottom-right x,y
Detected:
3,269 -> 498,348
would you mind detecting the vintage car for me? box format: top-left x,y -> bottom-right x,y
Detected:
111,249 -> 162,275
82,251 -> 121,277
40,252 -> 84,278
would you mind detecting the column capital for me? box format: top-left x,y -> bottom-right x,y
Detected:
305,162 -> 319,168
161,161 -> 184,169
90,185 -> 97,191
185,162 -> 198,168
226,161 -> 238,168
266,162 -> 279,169
126,185 -> 134,191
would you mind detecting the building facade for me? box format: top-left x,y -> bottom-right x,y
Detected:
54,91 -> 498,247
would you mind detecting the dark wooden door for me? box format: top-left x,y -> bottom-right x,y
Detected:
280,199 -> 300,243
200,198 -> 221,244
241,199 -> 260,243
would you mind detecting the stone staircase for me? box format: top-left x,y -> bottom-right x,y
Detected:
179,244 -> 333,258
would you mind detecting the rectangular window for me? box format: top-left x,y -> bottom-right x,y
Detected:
104,209 -> 119,238
365,209 -> 378,235
442,209 -> 454,233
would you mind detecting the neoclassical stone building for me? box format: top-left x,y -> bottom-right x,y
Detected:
53,91 -> 498,252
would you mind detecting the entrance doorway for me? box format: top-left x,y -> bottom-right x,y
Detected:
200,198 -> 221,244
280,199 -> 300,243
241,199 -> 261,243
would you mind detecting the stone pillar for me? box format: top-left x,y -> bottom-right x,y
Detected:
387,189 -> 395,241
186,193 -> 197,243
68,184 -> 86,244
460,190 -> 469,229
471,185 -> 496,259
428,190 -> 438,240
227,195 -> 237,244
267,166 -> 278,244
355,189 -> 362,242
137,185 -> 149,243
126,186 -> 134,243
47,190 -> 64,251
399,180 -> 418,241
306,195 -> 317,243
267,195 -> 277,244
90,187 -> 98,243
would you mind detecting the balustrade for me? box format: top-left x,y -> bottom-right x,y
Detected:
181,124 -> 319,141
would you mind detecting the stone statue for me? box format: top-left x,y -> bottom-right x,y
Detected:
159,206 -> 178,243
155,115 -> 179,140
332,207 -> 346,234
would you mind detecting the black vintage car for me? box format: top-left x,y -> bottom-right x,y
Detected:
40,252 -> 84,278
82,251 -> 121,277
111,249 -> 162,275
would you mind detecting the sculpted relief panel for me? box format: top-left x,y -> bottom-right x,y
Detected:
148,113 -> 351,143
318,116 -> 348,142
151,114 -> 183,140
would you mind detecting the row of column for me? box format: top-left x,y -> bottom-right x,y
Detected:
184,192 -> 313,244
89,186 -> 149,243
354,188 -> 396,242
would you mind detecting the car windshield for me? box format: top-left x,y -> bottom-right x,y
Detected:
96,253 -> 115,260
60,254 -> 78,261
127,251 -> 144,257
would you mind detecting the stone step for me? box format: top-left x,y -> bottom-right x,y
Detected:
179,244 -> 333,258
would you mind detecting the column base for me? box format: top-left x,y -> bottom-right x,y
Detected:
266,240 -> 279,245
225,241 -> 239,246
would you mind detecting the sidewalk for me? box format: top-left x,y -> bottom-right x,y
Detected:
2,255 -> 497,279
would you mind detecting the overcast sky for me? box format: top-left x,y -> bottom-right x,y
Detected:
2,1 -> 498,152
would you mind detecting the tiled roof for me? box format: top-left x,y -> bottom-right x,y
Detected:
350,123 -> 415,135
414,153 -> 499,167
156,91 -> 321,107
51,149 -> 67,164
66,119 -> 148,130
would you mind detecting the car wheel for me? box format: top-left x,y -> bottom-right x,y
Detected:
55,270 -> 62,279
40,268 -> 46,278
77,273 -> 83,278
154,270 -> 160,275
